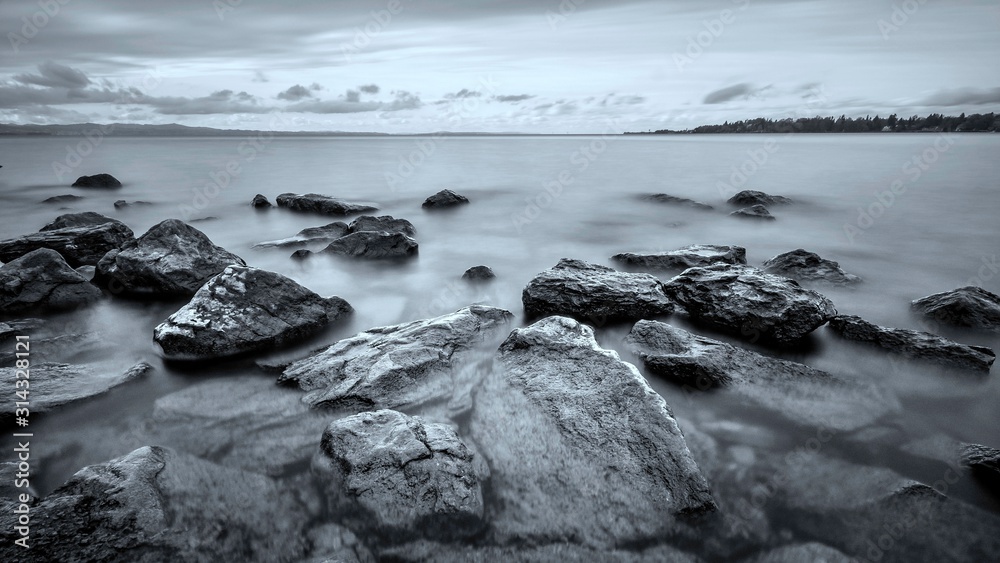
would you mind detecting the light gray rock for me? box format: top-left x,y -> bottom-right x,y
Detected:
348,214 -> 416,236
730,204 -> 775,220
911,286 -> 1000,332
422,189 -> 469,208
0,221 -> 134,267
0,248 -> 101,314
0,361 -> 151,416
276,192 -> 378,215
761,249 -> 861,286
253,222 -> 349,248
321,231 -> 418,259
727,190 -> 792,206
613,244 -> 747,271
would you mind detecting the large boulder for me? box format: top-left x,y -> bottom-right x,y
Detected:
154,265 -> 351,360
727,190 -> 791,206
0,221 -> 134,267
0,361 -> 151,417
761,249 -> 861,285
911,286 -> 1000,332
422,189 -> 469,209
613,244 -> 747,271
94,219 -> 245,296
320,231 -> 418,259
0,249 -> 102,314
469,316 -> 716,548
827,315 -> 995,373
40,211 -> 121,232
71,173 -> 121,188
276,192 -> 378,215
730,204 -> 775,220
253,222 -> 349,248
314,409 -> 484,541
624,320 -> 900,431
642,193 -> 714,210
348,214 -> 417,236
664,264 -> 837,344
522,258 -> 675,323
280,305 -> 513,415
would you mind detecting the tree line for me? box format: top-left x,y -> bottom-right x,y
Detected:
628,112 -> 999,134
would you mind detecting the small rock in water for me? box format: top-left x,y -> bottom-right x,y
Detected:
250,193 -> 272,208
462,265 -> 495,280
422,189 -> 469,209
642,193 -> 714,210
291,249 -> 312,259
761,249 -> 861,285
727,190 -> 792,206
613,244 -> 747,271
730,204 -> 776,220
911,286 -> 1000,332
348,214 -> 416,236
0,248 -> 102,314
71,173 -> 122,188
276,192 -> 378,215
113,199 -> 152,209
42,194 -> 83,204
321,231 -> 418,259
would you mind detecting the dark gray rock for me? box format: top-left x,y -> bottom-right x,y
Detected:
961,443 -> 1000,492
94,219 -> 245,296
642,193 -> 714,210
321,231 -> 418,259
0,221 -> 134,267
0,249 -> 101,314
113,199 -> 152,209
613,244 -> 747,271
462,265 -> 495,280
380,541 -> 700,562
727,190 -> 791,206
762,249 -> 861,285
911,286 -> 1000,332
0,319 -> 44,341
522,258 -> 675,323
154,265 -> 351,360
281,305 -> 513,415
422,189 -> 469,208
250,193 -> 272,208
469,316 -> 716,548
40,211 -> 121,231
253,222 -> 349,248
827,315 -> 995,373
291,249 -> 312,259
730,204 -> 775,220
276,192 -> 378,215
0,361 -> 150,416
42,194 -> 83,204
348,214 -> 417,236
71,173 -> 121,188
314,409 -> 484,541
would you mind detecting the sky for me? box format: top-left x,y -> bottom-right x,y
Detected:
0,0 -> 998,133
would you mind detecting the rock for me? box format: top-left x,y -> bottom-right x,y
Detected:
321,231 -> 418,259
827,315 -> 995,373
522,258 -> 675,323
664,264 -> 837,344
0,361 -> 150,416
280,305 -> 513,414
613,244 -> 747,271
422,189 -> 469,208
911,286 -> 1000,332
40,211 -> 121,231
291,249 -> 312,259
253,222 -> 349,248
303,523 -> 374,563
276,192 -> 378,215
730,204 -> 776,220
71,173 -> 122,188
0,249 -> 102,314
761,249 -> 861,285
469,316 -> 716,548
154,265 -> 351,360
42,194 -> 83,203
0,446 -> 307,562
379,541 -> 700,562
0,319 -> 44,341
0,221 -> 134,267
625,320 -> 900,431
462,265 -> 495,281
960,443 -> 1000,492
113,199 -> 151,209
740,543 -> 855,563
642,193 -> 714,210
190,216 -> 218,222
727,190 -> 792,206
94,219 -> 245,296
348,214 -> 417,236
314,409 -> 484,541
250,193 -> 272,208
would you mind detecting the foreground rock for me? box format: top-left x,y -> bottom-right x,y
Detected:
0,249 -> 102,314
462,265 -> 495,280
281,305 -> 513,414
522,258 -> 674,322
40,211 -> 122,231
625,320 -> 900,431
154,265 -> 351,360
911,286 -> 1000,332
469,316 -> 715,548
254,222 -> 349,248
276,192 -> 378,215
0,361 -> 151,416
321,231 -> 418,259
642,193 -> 714,210
727,190 -> 791,206
761,249 -> 861,285
348,214 -> 416,236
314,409 -> 484,541
95,219 -> 245,296
71,173 -> 121,188
422,189 -> 469,208
380,541 -> 700,562
613,244 -> 746,271
730,204 -> 775,220
827,315 -> 995,373
250,193 -> 272,208
0,446 -> 306,562
741,543 -> 855,563
665,264 -> 837,344
961,444 -> 1000,492
0,220 -> 134,267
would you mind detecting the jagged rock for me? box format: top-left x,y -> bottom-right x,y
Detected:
0,361 -> 150,416
253,222 -> 349,248
94,219 -> 245,296
71,173 -> 121,188
911,286 -> 1000,332
625,320 -> 900,431
469,316 -> 716,548
422,189 -> 469,208
276,192 -> 378,215
348,214 -> 417,236
280,305 -> 513,415
379,541 -> 700,562
730,204 -> 775,220
642,193 -> 714,210
761,249 -> 861,285
665,264 -> 837,343
0,221 -> 134,267
827,315 -> 995,373
321,231 -> 418,259
0,249 -> 102,314
462,265 -> 495,281
960,443 -> 1000,492
40,211 -> 121,231
613,244 -> 747,271
250,193 -> 272,208
313,409 -> 484,542
522,258 -> 674,323
154,265 -> 351,360
727,190 -> 791,206
42,194 -> 83,204
0,446 -> 307,562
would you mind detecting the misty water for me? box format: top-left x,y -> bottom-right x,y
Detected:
2,133 -> 999,557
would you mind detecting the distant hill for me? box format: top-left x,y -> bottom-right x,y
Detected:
627,112 -> 999,134
0,122 -> 392,137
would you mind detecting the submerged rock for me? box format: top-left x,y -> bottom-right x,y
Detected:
250,193 -> 272,208
276,192 -> 378,215
613,244 -> 747,271
0,248 -> 102,314
94,219 -> 245,296
730,204 -> 775,220
42,194 -> 83,204
253,222 -> 349,248
422,189 -> 469,208
761,249 -> 861,285
911,286 -> 1000,332
348,214 -> 417,236
0,361 -> 150,416
727,190 -> 791,206
664,264 -> 837,344
522,258 -> 674,323
642,193 -> 714,210
71,173 -> 121,188
321,231 -> 418,259
113,199 -> 152,209
462,265 -> 495,281
40,211 -> 121,232
0,221 -> 134,267
827,315 -> 995,373
469,316 -> 716,548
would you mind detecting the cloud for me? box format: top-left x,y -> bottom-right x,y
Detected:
921,86 -> 1000,107
285,90 -> 420,114
384,90 -> 422,111
277,84 -> 314,101
310,83 -> 324,91
14,61 -> 91,89
703,83 -> 754,104
614,95 -> 645,105
252,71 -> 269,83
359,84 -> 379,94
495,94 -> 534,102
143,90 -> 271,115
445,88 -> 482,99
345,89 -> 361,103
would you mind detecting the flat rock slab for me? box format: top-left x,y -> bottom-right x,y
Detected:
730,204 -> 775,220
0,248 -> 102,314
613,244 -> 747,271
154,265 -> 351,360
314,409 -> 484,541
762,249 -> 861,285
254,222 -> 349,248
321,231 -> 418,259
0,361 -> 151,416
625,320 -> 900,431
276,192 -> 378,215
911,286 -> 1000,332
348,214 -> 416,236
71,173 -> 121,188
642,193 -> 714,210
0,221 -> 135,267
422,189 -> 469,208
827,315 -> 995,373
664,264 -> 837,344
727,190 -> 792,206
469,316 -> 716,548
522,258 -> 675,323
281,305 -> 513,415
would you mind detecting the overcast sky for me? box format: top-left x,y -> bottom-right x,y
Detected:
1,0 -> 998,133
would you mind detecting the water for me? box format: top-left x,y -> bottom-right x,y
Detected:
2,133 -> 999,556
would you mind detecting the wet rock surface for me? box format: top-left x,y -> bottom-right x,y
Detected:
0,220 -> 134,267
730,204 -> 776,220
71,173 -> 121,188
40,211 -> 122,232
462,265 -> 495,280
250,193 -> 272,208
422,189 -> 470,208
254,222 -> 350,248
348,214 -> 416,236
276,192 -> 378,215
0,248 -> 102,314
321,231 -> 419,259
727,190 -> 792,206
613,244 -> 747,271
761,249 -> 861,285
911,286 -> 1000,332
961,443 -> 1000,492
